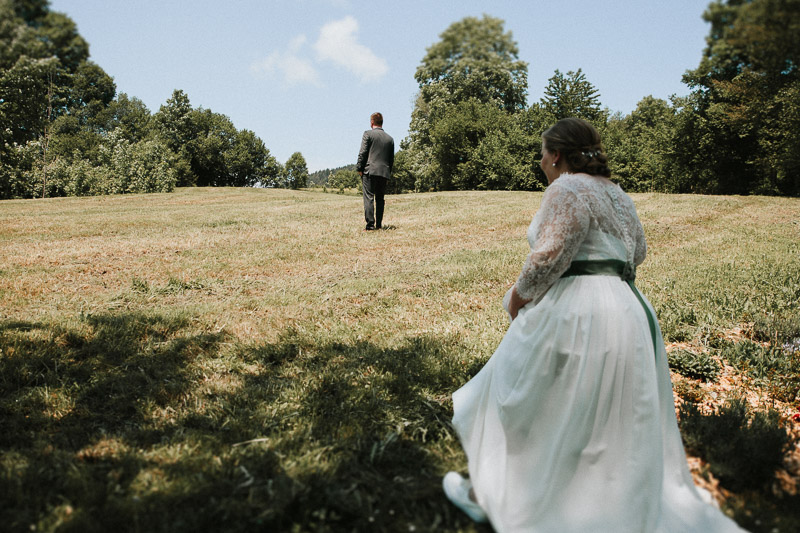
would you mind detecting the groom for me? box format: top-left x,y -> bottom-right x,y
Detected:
356,112 -> 394,231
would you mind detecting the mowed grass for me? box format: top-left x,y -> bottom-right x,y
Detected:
1,187 -> 799,532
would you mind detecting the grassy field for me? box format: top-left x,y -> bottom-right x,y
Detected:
1,187 -> 799,532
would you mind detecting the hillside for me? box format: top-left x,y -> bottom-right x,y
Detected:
309,164 -> 358,187
1,188 -> 798,532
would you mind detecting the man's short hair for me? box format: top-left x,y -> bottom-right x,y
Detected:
370,112 -> 383,126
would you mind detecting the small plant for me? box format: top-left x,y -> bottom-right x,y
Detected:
668,349 -> 720,382
161,277 -> 205,294
721,340 -> 800,402
656,301 -> 698,343
130,277 -> 150,293
672,376 -> 707,403
752,314 -> 800,345
679,398 -> 793,492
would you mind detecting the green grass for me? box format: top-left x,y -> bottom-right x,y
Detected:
1,187 -> 799,532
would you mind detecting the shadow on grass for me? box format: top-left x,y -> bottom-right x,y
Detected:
678,399 -> 799,533
0,316 -> 491,533
0,313 -> 223,450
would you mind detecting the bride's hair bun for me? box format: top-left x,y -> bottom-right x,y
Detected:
542,118 -> 611,178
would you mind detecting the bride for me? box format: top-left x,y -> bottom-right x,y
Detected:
443,118 -> 747,532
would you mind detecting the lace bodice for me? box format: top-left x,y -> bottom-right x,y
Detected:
515,173 -> 647,302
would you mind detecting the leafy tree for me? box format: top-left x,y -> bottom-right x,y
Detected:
152,89 -> 195,186
49,115 -> 102,162
23,129 -> 176,197
70,60 -> 116,125
283,152 -> 309,189
225,129 -> 281,187
102,93 -> 152,143
185,108 -> 236,187
603,96 -> 677,192
405,15 -> 533,190
41,154 -> 103,197
681,0 -> 800,195
153,89 -> 193,149
426,99 -> 540,190
328,168 -> 360,193
45,62 -> 117,166
0,139 -> 40,198
87,130 -> 175,194
10,0 -> 48,22
0,2 -> 91,131
152,92 -> 281,188
0,0 -> 117,198
35,10 -> 90,72
387,150 -> 416,193
540,68 -> 605,125
413,14 -> 528,112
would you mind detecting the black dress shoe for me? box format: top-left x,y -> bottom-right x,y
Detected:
364,226 -> 375,231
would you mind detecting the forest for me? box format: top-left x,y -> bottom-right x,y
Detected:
0,0 -> 310,198
1,0 -> 798,199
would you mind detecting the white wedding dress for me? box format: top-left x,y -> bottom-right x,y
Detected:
452,174 -> 747,532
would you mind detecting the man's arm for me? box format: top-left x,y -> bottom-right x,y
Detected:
356,131 -> 371,175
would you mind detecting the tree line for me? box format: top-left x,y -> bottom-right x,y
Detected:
0,0 -> 309,199
396,1 -> 799,196
309,164 -> 356,188
2,0 -> 798,199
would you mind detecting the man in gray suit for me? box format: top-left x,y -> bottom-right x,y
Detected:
356,112 -> 394,231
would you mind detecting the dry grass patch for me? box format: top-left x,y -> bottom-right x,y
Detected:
1,188 -> 799,532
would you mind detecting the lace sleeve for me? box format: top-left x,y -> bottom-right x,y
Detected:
516,181 -> 591,301
633,216 -> 647,266
621,192 -> 647,266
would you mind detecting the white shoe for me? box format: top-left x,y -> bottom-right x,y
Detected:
443,472 -> 488,523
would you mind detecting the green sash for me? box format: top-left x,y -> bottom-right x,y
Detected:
561,259 -> 659,358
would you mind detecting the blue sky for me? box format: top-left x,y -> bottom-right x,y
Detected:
49,0 -> 712,172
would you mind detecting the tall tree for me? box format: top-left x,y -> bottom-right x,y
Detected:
540,69 -> 605,125
603,96 -> 678,192
225,129 -> 281,187
283,152 -> 309,189
413,14 -> 528,112
45,60 -> 117,168
152,89 -> 196,186
0,0 -> 108,198
153,90 -> 194,154
186,108 -> 236,187
405,15 -> 534,190
102,93 -> 152,143
681,0 -> 800,195
0,1 -> 91,146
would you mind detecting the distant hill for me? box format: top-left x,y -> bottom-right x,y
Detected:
309,164 -> 357,187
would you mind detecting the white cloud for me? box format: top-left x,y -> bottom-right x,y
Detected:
250,35 -> 321,86
326,0 -> 352,7
313,16 -> 388,83
250,17 -> 386,86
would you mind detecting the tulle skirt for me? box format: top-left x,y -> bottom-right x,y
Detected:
452,275 -> 746,532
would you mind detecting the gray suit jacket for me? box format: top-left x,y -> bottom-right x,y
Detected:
356,127 -> 394,179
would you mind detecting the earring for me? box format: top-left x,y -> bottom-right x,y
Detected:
552,163 -> 556,167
